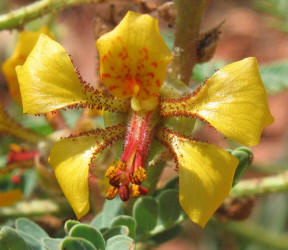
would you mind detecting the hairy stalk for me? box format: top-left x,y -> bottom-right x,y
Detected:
171,0 -> 207,85
231,171 -> 288,198
212,219 -> 288,250
0,160 -> 34,177
0,199 -> 73,219
0,0 -> 100,30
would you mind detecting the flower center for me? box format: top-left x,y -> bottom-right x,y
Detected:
105,111 -> 157,201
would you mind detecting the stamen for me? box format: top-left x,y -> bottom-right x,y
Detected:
105,186 -> 119,200
130,184 -> 140,197
119,184 -> 130,201
105,161 -> 129,187
104,111 -> 157,201
105,166 -> 117,179
130,166 -> 147,185
130,184 -> 149,197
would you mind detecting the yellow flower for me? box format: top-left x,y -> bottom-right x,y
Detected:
16,11 -> 273,227
2,26 -> 53,104
97,12 -> 172,111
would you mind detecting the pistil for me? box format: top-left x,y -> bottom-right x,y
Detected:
105,111 -> 158,201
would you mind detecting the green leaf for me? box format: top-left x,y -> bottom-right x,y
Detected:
16,231 -> 43,250
42,238 -> 62,250
132,196 -> 158,232
69,224 -> 105,250
149,225 -> 182,246
60,237 -> 96,250
99,227 -> 109,234
0,226 -> 30,250
21,169 -> 37,196
112,215 -> 137,239
90,196 -> 123,229
192,60 -> 227,83
259,62 -> 288,94
106,235 -> 134,250
157,189 -> 182,226
232,147 -> 253,185
102,225 -> 129,241
64,220 -> 80,234
16,217 -> 49,239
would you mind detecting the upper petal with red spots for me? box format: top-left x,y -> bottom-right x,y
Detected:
96,11 -> 172,109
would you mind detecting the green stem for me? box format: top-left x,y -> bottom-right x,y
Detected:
0,0 -> 100,30
171,0 -> 207,85
0,160 -> 34,177
231,171 -> 288,198
211,219 -> 288,250
251,163 -> 288,175
0,199 -> 73,219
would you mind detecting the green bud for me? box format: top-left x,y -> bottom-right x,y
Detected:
232,147 -> 253,186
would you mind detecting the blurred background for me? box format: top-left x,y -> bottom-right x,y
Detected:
1,0 -> 288,249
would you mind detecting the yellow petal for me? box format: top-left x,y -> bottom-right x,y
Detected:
49,125 -> 126,219
16,33 -> 86,114
97,11 -> 172,110
157,128 -> 238,227
16,34 -> 130,114
2,26 -> 53,104
0,189 -> 22,207
160,57 -> 274,146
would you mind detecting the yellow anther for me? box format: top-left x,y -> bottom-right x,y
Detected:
116,161 -> 126,171
130,184 -> 140,198
130,166 -> 147,184
105,166 -> 117,179
105,185 -> 119,200
9,144 -> 22,153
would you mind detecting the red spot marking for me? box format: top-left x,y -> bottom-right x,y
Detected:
102,73 -> 111,78
102,55 -> 108,63
143,48 -> 149,60
146,72 -> 154,78
125,69 -> 131,78
118,48 -> 128,60
109,85 -> 119,91
110,66 -> 115,71
116,75 -> 122,79
143,88 -> 150,95
122,91 -> 127,95
139,48 -> 149,60
151,62 -> 158,68
156,80 -> 161,87
117,36 -> 122,41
